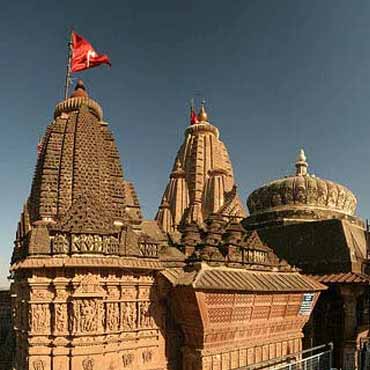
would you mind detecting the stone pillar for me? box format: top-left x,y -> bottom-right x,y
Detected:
340,285 -> 365,370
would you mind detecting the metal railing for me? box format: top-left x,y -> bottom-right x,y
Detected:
235,343 -> 333,370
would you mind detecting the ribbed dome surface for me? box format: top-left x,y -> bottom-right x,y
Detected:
247,150 -> 357,217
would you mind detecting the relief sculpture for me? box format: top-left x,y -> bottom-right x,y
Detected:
139,301 -> 153,328
32,360 -> 44,370
31,304 -> 50,333
53,233 -> 69,254
55,304 -> 68,333
107,302 -> 119,331
142,349 -> 153,363
122,302 -> 136,330
122,352 -> 134,367
81,300 -> 97,332
82,357 -> 95,370
73,299 -> 100,333
71,234 -> 119,253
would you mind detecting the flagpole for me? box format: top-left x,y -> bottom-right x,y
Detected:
63,31 -> 73,100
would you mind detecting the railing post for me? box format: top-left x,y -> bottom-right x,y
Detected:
328,342 -> 334,370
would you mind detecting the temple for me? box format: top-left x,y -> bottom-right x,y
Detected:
155,102 -> 246,237
6,83 -> 328,370
244,149 -> 369,369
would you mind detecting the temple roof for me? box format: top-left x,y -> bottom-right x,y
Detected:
247,149 -> 357,224
161,264 -> 325,292
248,218 -> 367,274
155,103 -> 246,235
29,80 -> 142,226
12,81 -> 159,263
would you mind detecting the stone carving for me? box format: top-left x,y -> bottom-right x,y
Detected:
74,274 -> 105,296
71,234 -> 119,254
107,303 -> 119,331
55,304 -> 67,333
122,302 -> 136,330
82,357 -> 95,370
31,289 -> 53,300
53,233 -> 69,254
139,242 -> 158,257
80,300 -> 98,332
139,301 -> 153,328
139,287 -> 150,300
31,304 -> 50,333
142,349 -> 153,363
121,287 -> 137,300
72,234 -> 101,253
247,150 -> 358,217
122,352 -> 134,367
73,299 -> 101,333
32,360 -> 44,370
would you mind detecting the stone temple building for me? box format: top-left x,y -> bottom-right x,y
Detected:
244,150 -> 370,369
6,81 -> 326,370
155,101 -> 246,237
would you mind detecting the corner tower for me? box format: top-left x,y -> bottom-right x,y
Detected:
155,102 -> 246,235
11,81 -> 166,370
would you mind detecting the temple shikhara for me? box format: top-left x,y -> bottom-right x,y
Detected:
1,80 -> 369,370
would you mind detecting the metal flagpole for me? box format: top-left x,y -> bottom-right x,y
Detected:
63,31 -> 73,100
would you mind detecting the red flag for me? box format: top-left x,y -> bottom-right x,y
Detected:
190,109 -> 199,125
71,31 -> 111,72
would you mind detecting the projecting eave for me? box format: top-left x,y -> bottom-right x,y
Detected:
160,264 -> 326,293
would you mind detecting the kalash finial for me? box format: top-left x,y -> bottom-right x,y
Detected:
198,100 -> 208,122
295,148 -> 308,176
70,79 -> 88,98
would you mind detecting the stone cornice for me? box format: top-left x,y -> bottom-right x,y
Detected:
10,256 -> 163,271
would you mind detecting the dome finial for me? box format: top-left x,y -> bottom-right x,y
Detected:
198,100 -> 208,122
70,79 -> 88,98
295,148 -> 308,176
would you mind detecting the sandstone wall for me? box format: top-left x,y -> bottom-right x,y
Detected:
0,289 -> 14,370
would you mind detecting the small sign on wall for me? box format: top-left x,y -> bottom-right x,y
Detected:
299,293 -> 315,315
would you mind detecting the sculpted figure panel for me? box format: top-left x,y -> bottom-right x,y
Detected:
142,349 -> 153,364
82,357 -> 95,370
122,352 -> 134,368
31,304 -> 50,333
139,242 -> 158,257
32,359 -> 44,370
71,234 -> 119,254
53,233 -> 69,254
80,300 -> 98,332
139,301 -> 154,328
73,299 -> 101,333
107,302 -> 119,331
55,303 -> 68,333
121,302 -> 137,330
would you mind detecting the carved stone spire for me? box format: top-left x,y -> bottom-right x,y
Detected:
295,148 -> 308,176
13,80 -> 147,261
155,108 -> 246,235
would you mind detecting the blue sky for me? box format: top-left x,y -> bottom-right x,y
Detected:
1,0 -> 370,286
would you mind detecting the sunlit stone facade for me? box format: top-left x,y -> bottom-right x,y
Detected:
8,83 -> 325,370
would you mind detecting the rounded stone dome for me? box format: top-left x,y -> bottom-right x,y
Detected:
247,150 -> 357,218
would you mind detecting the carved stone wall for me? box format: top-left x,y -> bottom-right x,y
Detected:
0,289 -> 14,370
11,268 -> 166,370
171,288 -> 318,370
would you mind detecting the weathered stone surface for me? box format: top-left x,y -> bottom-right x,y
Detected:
155,103 -> 246,235
8,85 -> 326,370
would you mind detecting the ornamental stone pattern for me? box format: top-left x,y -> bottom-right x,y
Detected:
8,81 -> 326,370
155,102 -> 246,236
